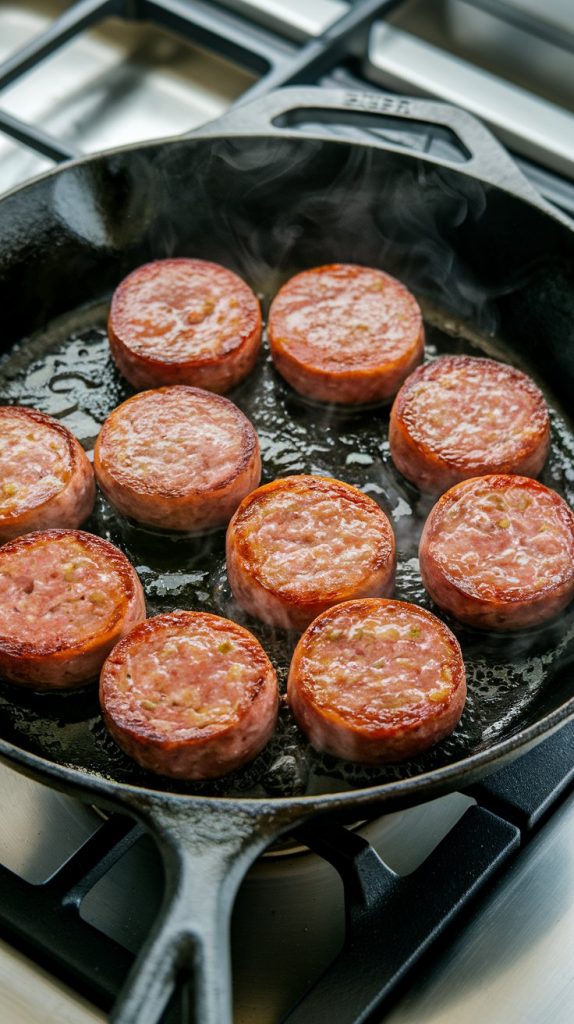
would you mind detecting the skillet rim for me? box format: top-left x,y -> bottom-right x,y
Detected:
0,116 -> 568,224
0,692 -> 572,813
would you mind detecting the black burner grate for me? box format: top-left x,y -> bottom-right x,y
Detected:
0,0 -> 402,162
0,0 -> 572,214
0,723 -> 573,1022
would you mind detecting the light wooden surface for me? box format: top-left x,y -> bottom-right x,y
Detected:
0,938 -> 105,1023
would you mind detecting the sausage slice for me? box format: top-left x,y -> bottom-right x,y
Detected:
94,386 -> 261,532
419,475 -> 574,631
226,475 -> 396,630
268,263 -> 424,405
288,598 -> 466,763
0,406 -> 95,542
100,610 -> 278,780
389,356 -> 550,492
108,258 -> 262,392
0,529 -> 146,690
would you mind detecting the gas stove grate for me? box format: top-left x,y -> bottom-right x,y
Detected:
0,0 -> 403,163
0,0 -> 572,216
0,723 -> 573,1023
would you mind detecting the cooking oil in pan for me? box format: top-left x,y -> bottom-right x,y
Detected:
1,298 -> 574,799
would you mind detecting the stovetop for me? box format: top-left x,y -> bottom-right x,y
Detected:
1,1 -> 573,207
0,2 -> 573,1022
2,723 -> 574,1023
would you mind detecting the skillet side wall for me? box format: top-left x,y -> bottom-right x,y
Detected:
0,134 -> 573,808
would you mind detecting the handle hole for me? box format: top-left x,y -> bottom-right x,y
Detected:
272,108 -> 472,164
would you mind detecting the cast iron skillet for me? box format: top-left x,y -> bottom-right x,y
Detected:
0,88 -> 574,1024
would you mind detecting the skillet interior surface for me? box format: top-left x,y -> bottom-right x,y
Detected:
0,132 -> 574,804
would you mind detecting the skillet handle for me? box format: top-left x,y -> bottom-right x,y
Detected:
198,86 -> 555,215
108,794 -> 305,1024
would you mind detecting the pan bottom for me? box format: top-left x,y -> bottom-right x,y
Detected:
1,297 -> 573,799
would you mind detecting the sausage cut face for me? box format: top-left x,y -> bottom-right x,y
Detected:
226,475 -> 396,630
287,598 -> 466,763
100,611 -> 278,780
389,356 -> 550,492
419,475 -> 574,630
0,529 -> 146,689
268,263 -> 424,405
94,386 -> 261,532
0,405 -> 95,541
108,258 -> 262,392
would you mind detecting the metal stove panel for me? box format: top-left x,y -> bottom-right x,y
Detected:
0,0 -> 255,194
365,20 -> 574,176
385,789 -> 574,1024
0,770 -> 100,884
223,0 -> 347,41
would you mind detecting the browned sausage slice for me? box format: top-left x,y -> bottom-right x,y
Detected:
99,610 -> 278,780
389,356 -> 550,493
0,529 -> 146,690
268,263 -> 424,405
0,406 -> 95,542
94,386 -> 261,532
287,598 -> 466,763
226,475 -> 396,631
419,475 -> 574,631
108,258 -> 262,392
